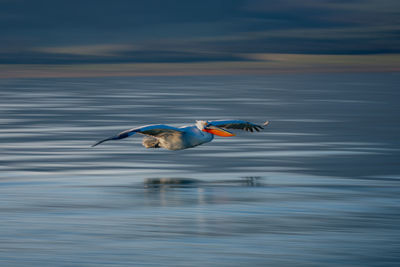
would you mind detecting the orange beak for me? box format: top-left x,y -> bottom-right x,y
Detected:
203,125 -> 235,137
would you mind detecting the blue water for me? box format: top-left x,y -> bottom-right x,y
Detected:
1,73 -> 400,266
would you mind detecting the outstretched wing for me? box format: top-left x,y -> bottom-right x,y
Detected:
208,120 -> 269,132
92,124 -> 183,147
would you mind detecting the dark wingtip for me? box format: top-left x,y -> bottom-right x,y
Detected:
91,137 -> 115,147
91,140 -> 103,147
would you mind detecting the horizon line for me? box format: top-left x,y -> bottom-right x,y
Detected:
1,53 -> 399,79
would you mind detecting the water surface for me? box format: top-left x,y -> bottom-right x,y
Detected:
1,74 -> 400,266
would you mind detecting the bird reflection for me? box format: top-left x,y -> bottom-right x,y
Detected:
143,176 -> 264,189
104,176 -> 268,208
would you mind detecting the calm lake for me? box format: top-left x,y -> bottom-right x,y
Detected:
1,73 -> 399,266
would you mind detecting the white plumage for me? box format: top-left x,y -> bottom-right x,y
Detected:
92,119 -> 269,150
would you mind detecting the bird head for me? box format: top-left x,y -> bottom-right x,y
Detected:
196,120 -> 235,137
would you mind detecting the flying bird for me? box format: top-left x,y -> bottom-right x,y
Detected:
92,120 -> 269,150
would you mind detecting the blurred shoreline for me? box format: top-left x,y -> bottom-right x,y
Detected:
1,53 -> 399,79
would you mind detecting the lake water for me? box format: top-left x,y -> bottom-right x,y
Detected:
1,73 -> 399,266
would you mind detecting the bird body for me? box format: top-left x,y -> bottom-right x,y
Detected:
140,125 -> 213,150
92,120 -> 269,150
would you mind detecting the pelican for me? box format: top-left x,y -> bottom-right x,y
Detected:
92,120 -> 269,150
